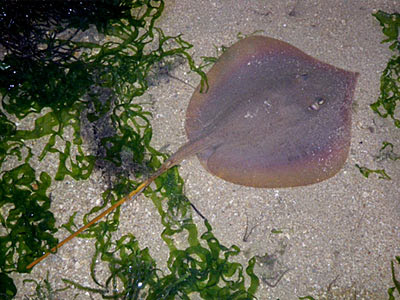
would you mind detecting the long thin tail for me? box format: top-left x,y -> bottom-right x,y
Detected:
27,178 -> 153,270
26,140 -> 200,270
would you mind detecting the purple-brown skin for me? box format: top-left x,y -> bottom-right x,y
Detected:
163,35 -> 359,188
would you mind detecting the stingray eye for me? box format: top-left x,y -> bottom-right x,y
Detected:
308,97 -> 325,111
300,73 -> 309,80
295,73 -> 309,81
308,103 -> 319,111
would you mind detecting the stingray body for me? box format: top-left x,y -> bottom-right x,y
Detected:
165,35 -> 359,187
27,35 -> 359,269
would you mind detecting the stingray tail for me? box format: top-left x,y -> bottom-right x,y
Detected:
26,139 -> 208,270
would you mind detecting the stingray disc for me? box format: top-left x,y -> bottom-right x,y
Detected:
185,36 -> 358,188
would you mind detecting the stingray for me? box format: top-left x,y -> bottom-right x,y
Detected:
28,35 -> 358,268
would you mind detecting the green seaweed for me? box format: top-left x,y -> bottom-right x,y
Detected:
0,1 -> 132,294
388,256 -> 400,300
0,272 -> 16,299
1,0 -> 259,299
355,163 -> 391,180
355,141 -> 400,180
370,10 -> 400,300
0,164 -> 58,298
23,272 -> 73,300
357,11 -> 400,180
377,141 -> 400,161
371,11 -> 400,127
